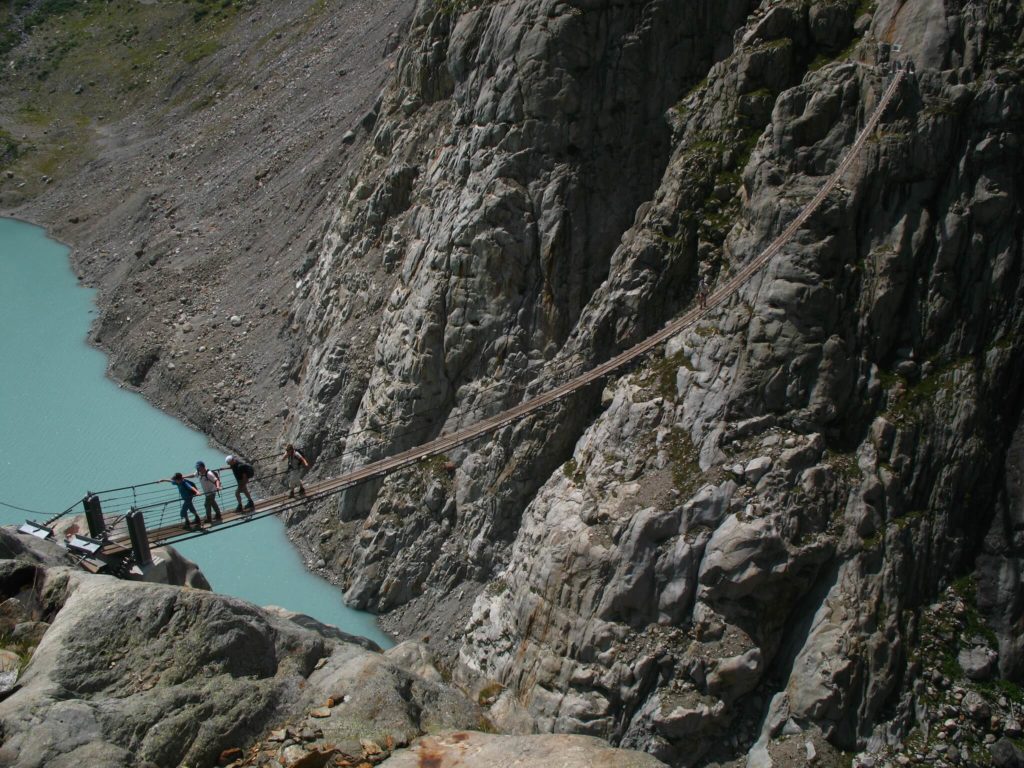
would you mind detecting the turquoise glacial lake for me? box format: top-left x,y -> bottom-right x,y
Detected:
0,216 -> 392,648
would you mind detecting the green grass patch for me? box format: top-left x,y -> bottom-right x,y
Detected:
16,105 -> 50,127
952,575 -> 999,646
808,33 -> 863,72
420,453 -> 455,491
22,0 -> 82,33
829,451 -> 863,484
477,681 -> 503,706
484,579 -> 508,598
979,678 -> 1024,707
0,634 -> 35,674
189,0 -> 252,22
0,0 -> 257,191
756,37 -> 793,52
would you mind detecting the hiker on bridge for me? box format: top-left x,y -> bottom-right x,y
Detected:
190,461 -> 223,524
226,455 -> 256,513
283,444 -> 309,498
162,472 -> 203,530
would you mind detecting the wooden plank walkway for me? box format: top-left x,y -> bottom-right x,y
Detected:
100,70 -> 905,554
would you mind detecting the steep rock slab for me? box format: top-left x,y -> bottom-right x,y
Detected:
291,0 -> 759,664
0,565 -> 480,768
457,0 -> 1024,765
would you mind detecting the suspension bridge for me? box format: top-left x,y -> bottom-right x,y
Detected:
17,68 -> 907,577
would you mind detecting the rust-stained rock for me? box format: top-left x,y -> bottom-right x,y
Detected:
360,738 -> 382,756
287,746 -> 340,768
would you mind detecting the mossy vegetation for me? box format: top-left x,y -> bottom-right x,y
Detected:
0,633 -> 35,674
421,453 -> 455,491
808,33 -> 862,71
829,450 -> 863,484
562,457 -> 585,485
886,578 -> 1024,765
477,681 -> 503,706
952,575 -> 999,647
666,427 -> 702,496
673,125 -> 760,260
881,358 -> 971,426
639,351 -> 693,403
0,0 -> 259,198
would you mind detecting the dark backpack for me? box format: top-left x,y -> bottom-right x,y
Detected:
184,479 -> 198,494
240,463 -> 255,480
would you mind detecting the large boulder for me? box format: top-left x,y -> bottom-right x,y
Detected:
0,566 -> 481,768
378,730 -> 667,768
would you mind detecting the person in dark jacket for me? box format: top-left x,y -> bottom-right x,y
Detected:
226,454 -> 256,514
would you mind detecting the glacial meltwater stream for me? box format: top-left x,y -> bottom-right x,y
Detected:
0,217 -> 392,648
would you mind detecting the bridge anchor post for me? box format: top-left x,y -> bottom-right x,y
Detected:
83,493 -> 105,538
126,508 -> 152,568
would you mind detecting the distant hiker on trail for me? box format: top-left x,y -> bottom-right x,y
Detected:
697,275 -> 709,309
226,454 -> 256,514
189,461 -> 222,523
283,444 -> 309,498
162,472 -> 203,530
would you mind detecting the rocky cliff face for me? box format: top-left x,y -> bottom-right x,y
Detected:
291,0 -> 760,646
283,0 -> 1024,764
4,0 -> 1024,765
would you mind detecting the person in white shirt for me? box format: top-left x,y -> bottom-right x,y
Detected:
189,461 -> 222,523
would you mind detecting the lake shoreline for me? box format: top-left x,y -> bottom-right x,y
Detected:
1,210 -> 232,460
0,215 -> 394,647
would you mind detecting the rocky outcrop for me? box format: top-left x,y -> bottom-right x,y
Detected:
0,532 -> 669,768
0,547 -> 471,767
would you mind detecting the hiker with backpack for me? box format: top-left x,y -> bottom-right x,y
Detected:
162,472 -> 204,530
189,461 -> 222,524
225,454 -> 256,514
283,443 -> 309,498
